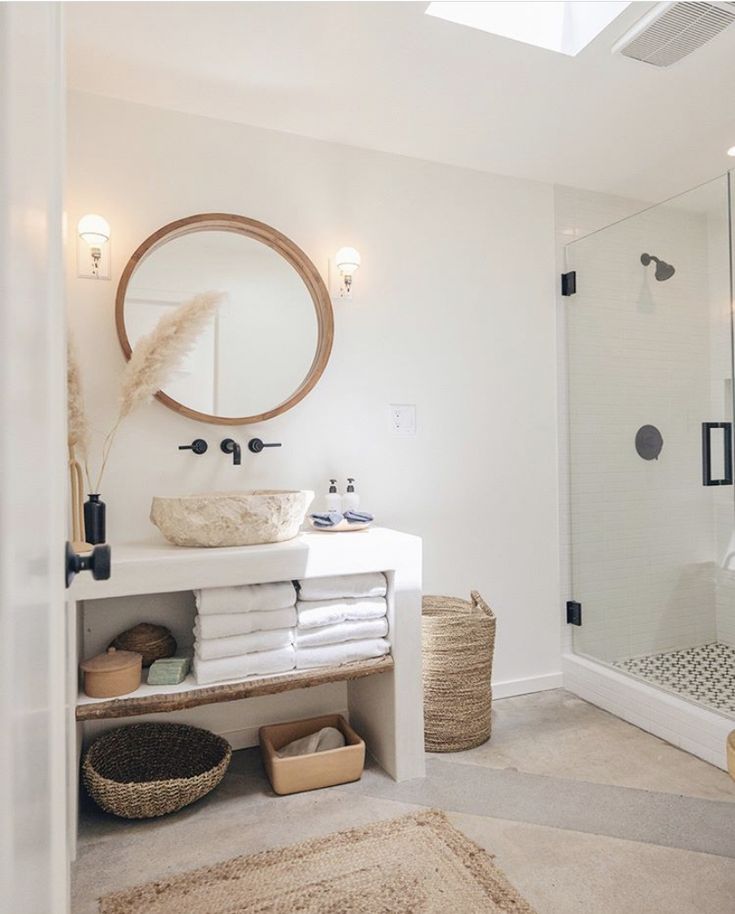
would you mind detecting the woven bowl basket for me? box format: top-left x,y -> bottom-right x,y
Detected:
110,622 -> 177,668
82,722 -> 232,818
422,590 -> 496,752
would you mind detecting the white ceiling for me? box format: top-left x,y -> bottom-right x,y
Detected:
66,1 -> 735,201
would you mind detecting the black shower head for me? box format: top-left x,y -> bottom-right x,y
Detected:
641,253 -> 675,281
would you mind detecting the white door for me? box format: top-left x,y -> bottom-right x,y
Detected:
0,4 -> 69,913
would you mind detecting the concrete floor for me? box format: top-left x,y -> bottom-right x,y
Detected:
72,689 -> 735,913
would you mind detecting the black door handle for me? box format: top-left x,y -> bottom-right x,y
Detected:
65,541 -> 111,589
702,422 -> 733,486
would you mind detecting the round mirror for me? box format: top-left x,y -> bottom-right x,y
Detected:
115,214 -> 333,424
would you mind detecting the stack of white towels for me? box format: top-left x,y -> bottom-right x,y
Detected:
192,582 -> 297,685
294,572 -> 390,670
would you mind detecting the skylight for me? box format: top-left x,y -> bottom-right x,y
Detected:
425,1 -> 632,57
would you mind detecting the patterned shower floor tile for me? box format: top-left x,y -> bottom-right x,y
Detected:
614,642 -> 735,715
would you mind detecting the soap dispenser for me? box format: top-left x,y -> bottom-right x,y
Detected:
342,478 -> 360,512
325,479 -> 342,512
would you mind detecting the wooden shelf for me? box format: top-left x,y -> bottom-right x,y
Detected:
76,655 -> 394,722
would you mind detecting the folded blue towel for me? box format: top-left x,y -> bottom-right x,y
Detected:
344,510 -> 374,524
310,511 -> 343,528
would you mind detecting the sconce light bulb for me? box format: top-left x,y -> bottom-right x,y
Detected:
335,246 -> 361,276
78,213 -> 111,247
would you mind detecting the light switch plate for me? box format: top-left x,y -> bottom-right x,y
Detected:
77,236 -> 111,280
390,404 -> 416,437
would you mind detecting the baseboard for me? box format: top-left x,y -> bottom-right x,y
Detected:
492,671 -> 563,700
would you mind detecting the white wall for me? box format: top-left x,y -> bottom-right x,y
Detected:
66,91 -> 561,693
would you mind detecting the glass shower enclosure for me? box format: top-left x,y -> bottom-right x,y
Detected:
565,173 -> 735,719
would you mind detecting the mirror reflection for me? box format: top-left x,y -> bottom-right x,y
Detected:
123,230 -> 319,419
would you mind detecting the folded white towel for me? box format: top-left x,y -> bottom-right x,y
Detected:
295,617 -> 389,648
296,597 -> 387,630
297,573 -> 387,602
193,646 -> 295,685
296,638 -> 390,670
195,628 -> 293,661
195,606 -> 297,640
195,581 -> 296,615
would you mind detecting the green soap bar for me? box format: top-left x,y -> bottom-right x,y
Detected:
147,657 -> 191,685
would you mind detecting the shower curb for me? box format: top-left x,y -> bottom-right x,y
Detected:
563,652 -> 733,771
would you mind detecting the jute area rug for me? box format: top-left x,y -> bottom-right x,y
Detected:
99,809 -> 536,914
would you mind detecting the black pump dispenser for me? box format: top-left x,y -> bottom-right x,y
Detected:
346,478 -> 355,492
329,479 -> 337,493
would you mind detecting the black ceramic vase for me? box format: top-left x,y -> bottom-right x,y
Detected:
84,494 -> 106,545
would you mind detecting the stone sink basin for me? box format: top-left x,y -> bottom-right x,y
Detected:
150,489 -> 314,547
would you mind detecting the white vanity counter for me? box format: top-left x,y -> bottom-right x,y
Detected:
70,527 -> 420,601
68,525 -> 425,838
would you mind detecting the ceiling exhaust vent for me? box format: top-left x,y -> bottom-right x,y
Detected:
613,1 -> 735,67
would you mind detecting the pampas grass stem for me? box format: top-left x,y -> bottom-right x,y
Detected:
92,291 -> 222,492
67,335 -> 92,490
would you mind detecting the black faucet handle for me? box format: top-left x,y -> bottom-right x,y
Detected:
179,439 -> 208,455
221,438 -> 242,465
248,438 -> 282,454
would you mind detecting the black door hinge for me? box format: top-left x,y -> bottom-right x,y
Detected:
566,600 -> 582,626
561,271 -> 576,297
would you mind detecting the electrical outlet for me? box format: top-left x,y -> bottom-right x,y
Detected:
390,404 -> 416,437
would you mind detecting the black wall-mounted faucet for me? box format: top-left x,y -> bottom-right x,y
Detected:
220,438 -> 242,465
179,438 -> 208,455
248,438 -> 282,454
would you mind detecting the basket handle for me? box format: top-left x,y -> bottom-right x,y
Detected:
470,590 -> 495,620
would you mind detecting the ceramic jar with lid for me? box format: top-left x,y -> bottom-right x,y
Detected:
80,647 -> 142,698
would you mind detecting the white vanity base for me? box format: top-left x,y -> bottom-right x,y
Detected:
68,528 -> 424,850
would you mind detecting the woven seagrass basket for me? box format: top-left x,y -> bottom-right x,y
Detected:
422,590 -> 496,752
109,622 -> 177,667
82,722 -> 232,818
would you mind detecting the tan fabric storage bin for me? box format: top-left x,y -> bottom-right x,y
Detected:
422,590 -> 496,752
259,714 -> 365,796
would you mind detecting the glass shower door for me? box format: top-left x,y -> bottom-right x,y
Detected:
565,174 -> 735,714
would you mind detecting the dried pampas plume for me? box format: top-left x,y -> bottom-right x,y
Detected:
94,291 -> 222,491
119,290 -> 222,420
67,335 -> 91,488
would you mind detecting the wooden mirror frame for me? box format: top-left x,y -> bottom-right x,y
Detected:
115,213 -> 334,425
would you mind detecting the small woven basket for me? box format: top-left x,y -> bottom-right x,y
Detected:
110,622 -> 177,668
422,590 -> 496,752
82,722 -> 232,818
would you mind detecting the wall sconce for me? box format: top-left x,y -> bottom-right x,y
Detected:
334,246 -> 361,300
77,214 -> 111,280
